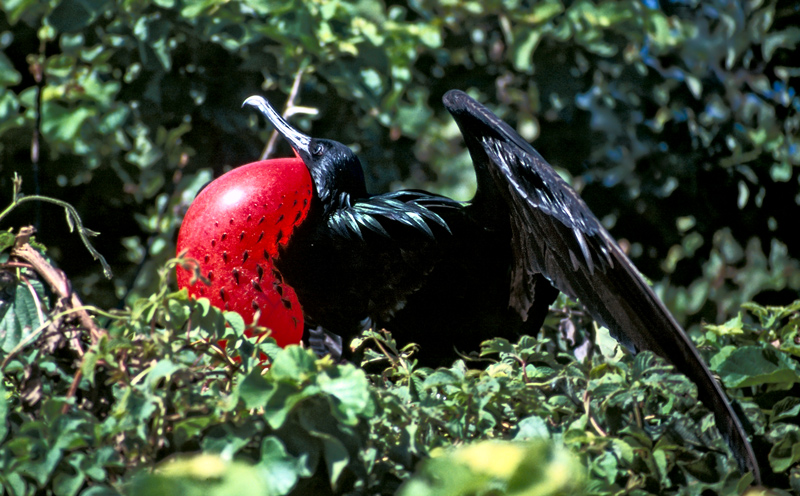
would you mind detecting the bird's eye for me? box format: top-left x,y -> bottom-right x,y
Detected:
312,142 -> 325,156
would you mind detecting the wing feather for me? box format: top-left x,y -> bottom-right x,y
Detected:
327,191 -> 461,242
443,89 -> 760,483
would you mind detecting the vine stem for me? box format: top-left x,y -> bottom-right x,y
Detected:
260,64 -> 318,160
1,182 -> 112,278
63,369 -> 83,414
31,34 -> 45,229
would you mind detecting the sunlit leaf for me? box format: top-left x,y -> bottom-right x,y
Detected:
129,454 -> 271,496
715,345 -> 800,388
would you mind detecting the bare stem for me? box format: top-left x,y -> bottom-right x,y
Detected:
9,227 -> 107,345
262,64 -> 312,160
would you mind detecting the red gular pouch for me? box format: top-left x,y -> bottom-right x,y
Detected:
177,158 -> 313,351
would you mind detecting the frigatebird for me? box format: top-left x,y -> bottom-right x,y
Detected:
242,90 -> 760,482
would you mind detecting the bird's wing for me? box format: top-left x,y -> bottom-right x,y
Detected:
442,89 -> 760,482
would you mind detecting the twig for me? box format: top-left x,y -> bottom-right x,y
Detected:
261,65 -> 318,160
583,390 -> 608,437
10,226 -> 107,345
515,356 -> 530,383
62,369 -> 83,414
633,401 -> 643,428
31,37 -> 45,229
20,274 -> 46,326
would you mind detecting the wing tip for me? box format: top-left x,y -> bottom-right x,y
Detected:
442,89 -> 471,113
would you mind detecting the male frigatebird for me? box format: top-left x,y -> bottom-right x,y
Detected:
239,90 -> 760,482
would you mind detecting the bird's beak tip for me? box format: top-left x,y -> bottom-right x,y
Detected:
242,95 -> 263,109
242,94 -> 310,154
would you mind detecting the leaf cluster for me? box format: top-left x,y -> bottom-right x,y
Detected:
1,0 -> 799,494
0,0 -> 798,330
3,229 -> 800,494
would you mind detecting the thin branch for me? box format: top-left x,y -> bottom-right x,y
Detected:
62,369 -> 83,414
31,38 -> 45,229
261,65 -> 318,160
20,274 -> 46,325
633,401 -> 643,428
583,390 -> 608,437
10,227 -> 107,345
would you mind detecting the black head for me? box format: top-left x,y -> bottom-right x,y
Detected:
243,96 -> 368,210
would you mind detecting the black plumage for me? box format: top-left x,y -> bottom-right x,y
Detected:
243,90 -> 760,483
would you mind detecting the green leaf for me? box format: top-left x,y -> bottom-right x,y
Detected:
763,27 -> 800,60
129,454 -> 271,496
480,337 -> 514,356
685,75 -> 702,99
144,359 -> 180,391
262,383 -> 318,430
41,103 -> 95,143
770,161 -> 792,182
258,437 -> 302,495
422,368 -> 462,389
0,274 -> 47,353
80,487 -> 122,496
48,0 -> 112,33
268,345 -> 318,382
21,443 -> 64,486
318,365 -> 371,425
772,397 -> 800,423
513,416 -> 550,441
513,30 -> 542,73
0,232 -> 16,253
714,345 -> 800,388
769,428 -> 800,472
0,381 -> 7,442
180,0 -> 219,18
400,440 -> 584,496
705,312 -> 744,336
166,299 -> 190,328
0,53 -> 22,86
316,432 -> 350,487
201,423 -> 256,458
172,416 -> 214,449
53,454 -> 85,496
237,367 -> 272,409
595,325 -> 624,361
223,311 -> 246,337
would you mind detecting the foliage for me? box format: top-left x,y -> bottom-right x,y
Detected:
1,0 -> 800,495
2,220 -> 800,493
396,439 -> 584,496
0,0 -> 798,326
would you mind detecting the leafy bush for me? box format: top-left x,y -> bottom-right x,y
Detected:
2,213 -> 799,494
1,0 -> 798,322
2,0 -> 799,494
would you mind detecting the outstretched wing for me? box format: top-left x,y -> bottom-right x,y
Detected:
442,89 -> 760,482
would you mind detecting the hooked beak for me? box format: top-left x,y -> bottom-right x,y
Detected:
243,95 -> 312,159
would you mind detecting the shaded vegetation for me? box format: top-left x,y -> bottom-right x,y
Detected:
1,0 -> 799,494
